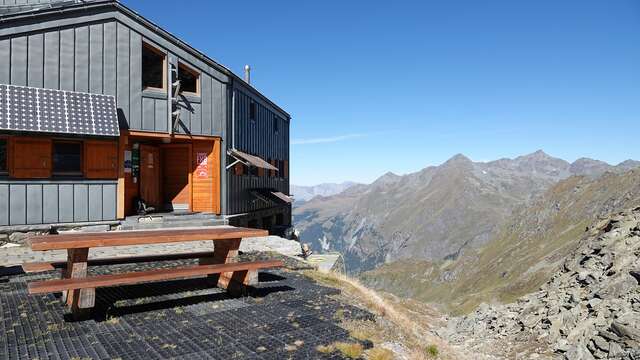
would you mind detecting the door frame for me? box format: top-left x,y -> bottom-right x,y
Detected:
159,143 -> 193,211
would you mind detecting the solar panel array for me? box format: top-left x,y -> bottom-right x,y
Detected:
0,84 -> 119,137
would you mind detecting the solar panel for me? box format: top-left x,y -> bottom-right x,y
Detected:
0,84 -> 119,137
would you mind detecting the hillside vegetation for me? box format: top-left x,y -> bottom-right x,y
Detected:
360,170 -> 640,314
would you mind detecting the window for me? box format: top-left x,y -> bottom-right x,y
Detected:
250,101 -> 257,122
273,115 -> 279,134
178,63 -> 200,95
249,165 -> 259,177
0,138 -> 7,173
142,42 -> 166,91
53,141 -> 82,175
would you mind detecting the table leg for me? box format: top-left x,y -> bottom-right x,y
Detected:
199,238 -> 257,296
63,248 -> 95,318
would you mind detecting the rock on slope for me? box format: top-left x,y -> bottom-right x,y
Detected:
294,150 -> 639,273
442,208 -> 640,359
360,169 -> 640,314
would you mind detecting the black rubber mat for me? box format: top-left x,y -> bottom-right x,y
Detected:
0,254 -> 373,359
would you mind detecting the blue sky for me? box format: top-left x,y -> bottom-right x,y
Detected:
124,0 -> 640,186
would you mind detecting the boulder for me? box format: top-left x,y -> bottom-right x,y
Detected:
565,344 -> 595,360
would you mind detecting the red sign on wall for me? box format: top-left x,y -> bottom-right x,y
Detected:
196,152 -> 208,179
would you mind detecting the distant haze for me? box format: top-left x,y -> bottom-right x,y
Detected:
291,182 -> 360,202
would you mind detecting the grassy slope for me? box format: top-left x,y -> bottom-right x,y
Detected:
361,170 -> 640,315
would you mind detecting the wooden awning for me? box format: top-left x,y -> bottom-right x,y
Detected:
271,191 -> 293,204
250,189 -> 293,205
228,149 -> 278,171
0,84 -> 119,137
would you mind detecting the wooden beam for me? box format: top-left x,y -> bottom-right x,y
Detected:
117,134 -> 128,219
28,260 -> 283,294
125,130 -> 220,142
29,227 -> 269,251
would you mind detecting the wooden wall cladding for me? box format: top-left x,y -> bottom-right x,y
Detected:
161,144 -> 191,209
10,137 -> 52,178
84,140 -> 118,179
191,139 -> 220,214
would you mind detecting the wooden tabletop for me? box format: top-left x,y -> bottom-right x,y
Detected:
29,227 -> 270,251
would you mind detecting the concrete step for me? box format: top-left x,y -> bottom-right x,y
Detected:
119,214 -> 228,231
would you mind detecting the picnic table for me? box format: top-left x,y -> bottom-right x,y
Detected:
22,227 -> 283,318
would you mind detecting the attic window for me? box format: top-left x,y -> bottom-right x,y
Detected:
178,63 -> 200,95
273,115 -> 279,134
142,42 -> 166,91
250,101 -> 257,122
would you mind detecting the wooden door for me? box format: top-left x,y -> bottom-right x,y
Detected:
140,145 -> 161,209
161,144 -> 191,211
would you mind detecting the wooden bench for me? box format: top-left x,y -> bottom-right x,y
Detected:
24,227 -> 283,318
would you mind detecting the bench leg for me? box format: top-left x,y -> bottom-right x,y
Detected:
63,248 -> 95,319
199,239 -> 257,295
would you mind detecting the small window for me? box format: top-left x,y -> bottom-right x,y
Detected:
249,165 -> 259,177
273,115 -> 279,134
178,63 -> 200,95
142,42 -> 166,91
250,101 -> 257,122
0,138 -> 7,173
53,141 -> 82,175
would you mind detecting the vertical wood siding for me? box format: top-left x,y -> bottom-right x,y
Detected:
0,19 -> 226,136
226,87 -> 290,215
0,181 -> 118,226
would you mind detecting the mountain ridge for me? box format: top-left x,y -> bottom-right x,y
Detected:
293,151 -> 640,274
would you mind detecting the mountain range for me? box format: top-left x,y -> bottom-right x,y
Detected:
291,182 -> 360,202
292,151 -> 640,276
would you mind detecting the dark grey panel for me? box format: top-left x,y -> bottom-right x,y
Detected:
141,97 -> 154,130
191,103 -> 201,134
27,33 -> 44,88
89,24 -> 104,94
103,21 -> 117,96
26,184 -> 42,225
0,185 -> 8,226
154,99 -> 167,132
129,31 -> 142,129
9,185 -> 26,225
116,23 -> 130,125
73,184 -> 88,222
0,40 -> 9,84
43,31 -> 60,89
58,184 -> 74,222
88,184 -> 102,221
59,28 -> 74,91
200,75 -> 212,135
74,26 -> 89,93
102,184 -> 116,220
42,184 -> 59,223
10,36 -> 27,86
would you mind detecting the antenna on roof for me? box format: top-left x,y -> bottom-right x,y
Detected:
244,65 -> 251,84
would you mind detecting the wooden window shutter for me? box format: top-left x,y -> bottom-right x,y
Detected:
257,167 -> 264,177
284,160 -> 289,179
11,137 -> 52,178
270,160 -> 276,177
84,141 -> 118,179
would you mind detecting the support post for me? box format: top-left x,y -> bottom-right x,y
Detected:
63,248 -> 95,319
